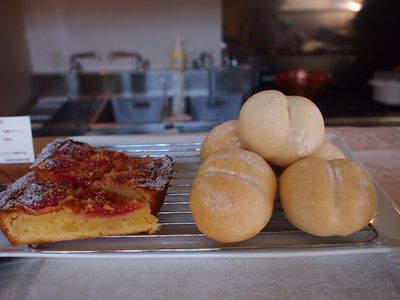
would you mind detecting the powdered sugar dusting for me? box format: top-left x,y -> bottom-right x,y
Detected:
39,156 -> 63,169
0,173 -> 66,211
31,139 -> 65,168
0,172 -> 35,209
31,139 -> 92,169
9,183 -> 51,210
132,156 -> 173,190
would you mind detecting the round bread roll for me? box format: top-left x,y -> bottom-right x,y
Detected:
200,120 -> 241,162
280,157 -> 377,237
197,149 -> 274,194
190,149 -> 277,243
312,138 -> 345,160
238,90 -> 325,167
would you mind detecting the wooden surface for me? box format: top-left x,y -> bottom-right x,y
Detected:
0,127 -> 399,204
0,136 -> 55,184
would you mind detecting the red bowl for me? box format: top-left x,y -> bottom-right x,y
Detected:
275,70 -> 331,100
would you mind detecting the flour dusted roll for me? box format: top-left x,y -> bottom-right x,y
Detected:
200,120 -> 241,162
312,138 -> 346,160
190,149 -> 277,243
238,90 -> 325,167
280,157 -> 377,237
197,149 -> 274,194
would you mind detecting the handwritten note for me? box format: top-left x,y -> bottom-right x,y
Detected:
0,116 -> 34,164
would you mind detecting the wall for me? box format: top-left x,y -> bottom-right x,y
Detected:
0,0 -> 32,116
23,0 -> 222,73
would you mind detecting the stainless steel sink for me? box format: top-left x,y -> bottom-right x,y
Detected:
188,92 -> 243,121
68,70 -> 174,97
183,66 -> 252,97
33,67 -> 251,97
128,70 -> 173,95
30,67 -> 253,135
72,73 -> 122,96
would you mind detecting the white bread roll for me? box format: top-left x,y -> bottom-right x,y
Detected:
238,90 -> 325,167
312,138 -> 346,160
190,149 -> 277,243
280,157 -> 377,237
197,149 -> 274,194
200,120 -> 241,162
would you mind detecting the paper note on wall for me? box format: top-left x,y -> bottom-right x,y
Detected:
0,116 -> 35,164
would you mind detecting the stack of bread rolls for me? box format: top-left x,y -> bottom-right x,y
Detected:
191,90 -> 377,242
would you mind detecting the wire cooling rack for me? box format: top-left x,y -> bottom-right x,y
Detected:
29,142 -> 378,254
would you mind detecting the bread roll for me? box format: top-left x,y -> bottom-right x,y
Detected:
200,120 -> 241,162
190,149 -> 277,243
280,157 -> 377,237
312,138 -> 345,160
238,90 -> 325,167
197,149 -> 273,194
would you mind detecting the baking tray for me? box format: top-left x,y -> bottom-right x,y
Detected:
0,134 -> 399,258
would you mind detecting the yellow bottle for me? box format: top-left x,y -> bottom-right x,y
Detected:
170,38 -> 186,72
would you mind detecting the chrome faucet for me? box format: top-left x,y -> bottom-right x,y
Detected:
220,41 -> 238,68
192,52 -> 214,69
69,51 -> 102,73
192,52 -> 217,107
109,51 -> 149,72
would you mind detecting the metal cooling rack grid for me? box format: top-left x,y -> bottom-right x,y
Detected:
30,142 -> 378,254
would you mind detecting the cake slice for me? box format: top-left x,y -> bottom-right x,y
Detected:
0,172 -> 159,245
0,139 -> 173,245
92,155 -> 173,214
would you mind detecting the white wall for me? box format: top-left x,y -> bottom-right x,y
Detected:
0,0 -> 32,116
23,0 -> 222,73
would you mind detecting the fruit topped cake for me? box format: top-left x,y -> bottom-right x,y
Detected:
0,139 -> 173,245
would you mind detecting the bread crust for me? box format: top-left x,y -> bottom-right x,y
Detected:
200,120 -> 241,162
190,149 -> 277,243
312,138 -> 346,160
238,90 -> 325,167
280,157 -> 377,237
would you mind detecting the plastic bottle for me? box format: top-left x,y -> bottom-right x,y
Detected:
170,38 -> 186,72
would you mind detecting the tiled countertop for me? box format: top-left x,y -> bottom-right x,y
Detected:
327,127 -> 400,205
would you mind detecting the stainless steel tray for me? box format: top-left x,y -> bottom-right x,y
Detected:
0,134 -> 399,258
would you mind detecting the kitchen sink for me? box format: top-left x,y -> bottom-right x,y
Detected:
184,67 -> 252,98
66,70 -> 174,97
187,92 -> 243,121
30,67 -> 253,135
49,97 -> 102,124
73,73 -> 122,96
33,67 -> 251,97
